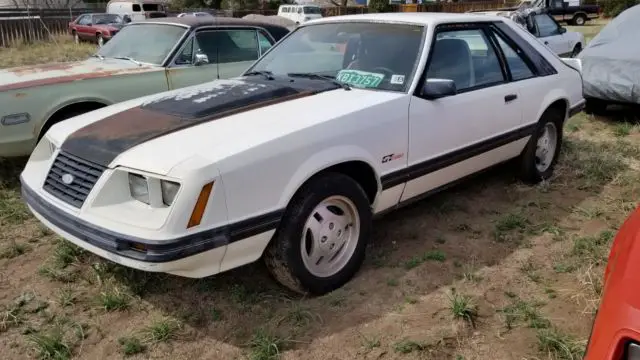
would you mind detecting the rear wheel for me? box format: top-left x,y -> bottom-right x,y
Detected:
264,172 -> 372,295
518,108 -> 564,184
573,14 -> 587,26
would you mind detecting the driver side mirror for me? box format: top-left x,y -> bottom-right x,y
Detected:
194,52 -> 209,66
421,79 -> 457,100
559,27 -> 567,34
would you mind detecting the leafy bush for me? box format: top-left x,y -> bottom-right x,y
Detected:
602,0 -> 640,17
368,0 -> 392,13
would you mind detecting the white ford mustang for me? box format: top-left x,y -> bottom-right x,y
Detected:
21,12 -> 585,295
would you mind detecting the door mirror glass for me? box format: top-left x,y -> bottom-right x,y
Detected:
421,79 -> 457,99
194,52 -> 209,66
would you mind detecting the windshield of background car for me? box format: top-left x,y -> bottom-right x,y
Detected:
96,24 -> 186,65
94,14 -> 122,24
247,22 -> 426,92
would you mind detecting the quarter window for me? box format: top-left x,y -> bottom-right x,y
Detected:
426,28 -> 504,92
534,14 -> 561,37
258,32 -> 273,54
194,29 -> 260,64
77,15 -> 90,25
493,33 -> 535,81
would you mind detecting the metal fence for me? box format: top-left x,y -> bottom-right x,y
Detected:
0,2 -> 520,47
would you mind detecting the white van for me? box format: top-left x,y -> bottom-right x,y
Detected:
277,4 -> 323,25
106,0 -> 168,22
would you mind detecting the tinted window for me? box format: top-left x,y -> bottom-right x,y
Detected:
427,29 -> 504,92
493,33 -> 535,81
195,30 -> 259,64
258,32 -> 273,54
132,4 -> 141,11
535,14 -> 560,37
77,15 -> 90,25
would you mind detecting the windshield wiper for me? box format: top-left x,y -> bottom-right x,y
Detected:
91,54 -> 105,60
244,70 -> 274,80
113,56 -> 141,66
287,72 -> 351,90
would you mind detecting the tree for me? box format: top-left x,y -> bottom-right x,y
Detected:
368,0 -> 391,12
603,0 -> 640,17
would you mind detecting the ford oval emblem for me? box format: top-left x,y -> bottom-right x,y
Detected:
61,173 -> 74,185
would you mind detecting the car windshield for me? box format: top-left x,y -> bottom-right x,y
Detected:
247,22 -> 425,92
96,24 -> 187,65
94,14 -> 122,24
303,6 -> 321,14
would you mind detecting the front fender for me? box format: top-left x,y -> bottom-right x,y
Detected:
277,145 -> 381,209
40,96 -> 113,134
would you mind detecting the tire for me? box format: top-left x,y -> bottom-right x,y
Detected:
38,109 -> 91,142
96,33 -> 104,47
570,44 -> 582,58
264,172 -> 372,295
518,108 -> 564,184
73,31 -> 79,44
573,14 -> 587,26
584,98 -> 608,116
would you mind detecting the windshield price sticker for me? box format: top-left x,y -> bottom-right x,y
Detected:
336,70 -> 385,88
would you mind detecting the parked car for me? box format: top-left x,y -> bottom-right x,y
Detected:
106,0 -> 167,22
471,7 -> 584,57
583,205 -> 640,359
277,4 -> 323,25
0,17 -> 290,158
21,12 -> 585,295
68,13 -> 126,47
177,12 -> 213,18
579,4 -> 640,115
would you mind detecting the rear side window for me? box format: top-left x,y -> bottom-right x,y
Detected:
492,32 -> 535,81
492,21 -> 557,76
195,29 -> 260,64
132,4 -> 141,11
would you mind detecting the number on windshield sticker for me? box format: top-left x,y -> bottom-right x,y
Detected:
336,70 -> 385,88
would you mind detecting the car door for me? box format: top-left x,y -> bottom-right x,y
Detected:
402,24 -> 524,202
532,13 -> 570,56
166,27 -> 271,89
75,15 -> 92,40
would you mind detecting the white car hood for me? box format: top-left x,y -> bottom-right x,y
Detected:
47,77 -> 405,176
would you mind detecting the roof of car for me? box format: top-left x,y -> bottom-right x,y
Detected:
135,16 -> 289,29
307,12 -> 504,26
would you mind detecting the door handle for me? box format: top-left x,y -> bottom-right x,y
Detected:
504,94 -> 518,103
544,41 -> 549,45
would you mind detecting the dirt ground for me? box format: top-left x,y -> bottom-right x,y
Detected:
1,20 -> 637,360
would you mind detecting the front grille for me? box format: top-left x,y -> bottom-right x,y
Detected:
43,151 -> 106,208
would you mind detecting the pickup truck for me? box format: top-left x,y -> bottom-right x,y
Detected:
545,0 -> 600,26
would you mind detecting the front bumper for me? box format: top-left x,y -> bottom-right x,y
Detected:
21,177 -> 283,277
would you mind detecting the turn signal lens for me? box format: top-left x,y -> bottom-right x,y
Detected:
187,181 -> 214,228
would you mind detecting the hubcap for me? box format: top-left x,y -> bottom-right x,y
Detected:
300,195 -> 360,278
535,122 -> 558,173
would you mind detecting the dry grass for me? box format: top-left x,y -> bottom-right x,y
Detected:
1,18 -> 635,360
0,35 -> 96,69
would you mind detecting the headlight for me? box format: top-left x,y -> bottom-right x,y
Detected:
160,180 -> 180,206
127,173 -> 181,207
128,173 -> 149,204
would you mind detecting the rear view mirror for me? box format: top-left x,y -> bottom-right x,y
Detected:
194,53 -> 209,66
421,79 -> 457,99
559,27 -> 567,34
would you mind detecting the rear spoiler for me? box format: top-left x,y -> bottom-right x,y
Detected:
560,57 -> 582,74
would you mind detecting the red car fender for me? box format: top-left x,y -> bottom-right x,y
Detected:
585,205 -> 640,360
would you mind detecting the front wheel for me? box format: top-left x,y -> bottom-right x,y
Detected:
518,108 -> 564,184
264,172 -> 372,295
73,31 -> 79,44
96,34 -> 104,47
